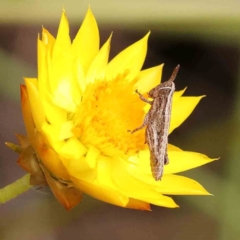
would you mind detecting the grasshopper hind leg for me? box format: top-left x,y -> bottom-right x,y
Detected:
164,152 -> 169,165
128,112 -> 149,134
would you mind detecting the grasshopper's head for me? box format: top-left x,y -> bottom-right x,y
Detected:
148,65 -> 180,98
148,81 -> 175,98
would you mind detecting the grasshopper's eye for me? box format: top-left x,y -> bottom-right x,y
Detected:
148,87 -> 159,98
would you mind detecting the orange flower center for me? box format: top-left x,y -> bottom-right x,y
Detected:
73,73 -> 147,158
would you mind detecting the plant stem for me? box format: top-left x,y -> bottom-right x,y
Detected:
0,174 -> 31,204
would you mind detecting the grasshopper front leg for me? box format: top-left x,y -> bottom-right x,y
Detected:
135,90 -> 152,105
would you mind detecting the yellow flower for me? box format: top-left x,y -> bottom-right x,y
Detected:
13,8 -> 215,210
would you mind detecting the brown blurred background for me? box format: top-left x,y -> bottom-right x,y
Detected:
0,1 -> 240,239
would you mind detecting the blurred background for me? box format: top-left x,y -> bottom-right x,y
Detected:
0,0 -> 240,239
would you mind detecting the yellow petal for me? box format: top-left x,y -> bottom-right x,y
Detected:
127,150 -> 151,175
73,58 -> 86,93
127,147 -> 216,176
70,155 -> 134,208
58,137 -> 87,160
52,9 -> 71,65
38,28 -> 56,98
105,32 -> 150,81
71,7 -> 99,74
20,85 -> 36,145
41,94 -> 67,125
134,64 -> 163,94
159,174 -> 211,195
85,145 -> 100,169
41,122 -> 65,149
97,156 -> 123,190
168,144 -> 182,151
143,195 -> 178,208
61,156 -> 94,181
126,198 -> 151,211
131,170 -> 211,195
42,28 -> 55,89
42,121 -> 74,141
37,37 -> 49,95
62,146 -> 99,180
173,87 -> 187,101
34,132 -> 70,180
170,96 -> 205,134
49,54 -> 80,112
42,27 -> 55,55
24,78 -> 45,131
72,177 -> 129,207
165,147 -> 217,174
112,158 -> 178,208
86,34 -> 112,84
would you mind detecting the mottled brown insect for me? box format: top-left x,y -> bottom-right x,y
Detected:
129,65 -> 180,180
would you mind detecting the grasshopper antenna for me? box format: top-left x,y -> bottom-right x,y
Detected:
169,64 -> 180,82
